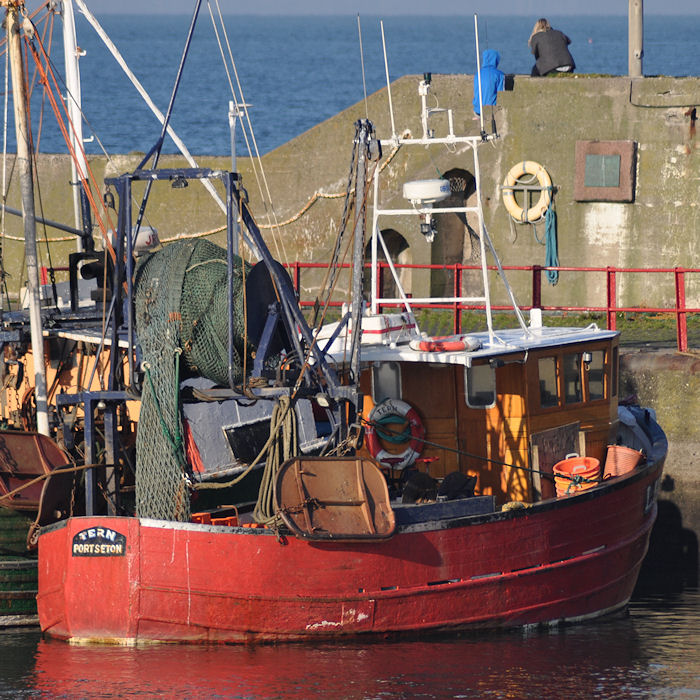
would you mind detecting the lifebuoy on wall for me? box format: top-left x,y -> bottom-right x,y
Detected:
502,161 -> 552,223
365,398 -> 425,470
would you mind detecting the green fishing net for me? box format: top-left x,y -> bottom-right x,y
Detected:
133,240 -> 251,521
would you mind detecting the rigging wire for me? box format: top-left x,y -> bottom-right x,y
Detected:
380,20 -> 396,139
30,6 -> 54,154
27,149 -> 58,308
310,133 -> 359,327
206,0 -> 288,265
0,3 -> 118,254
20,11 -> 60,307
26,5 -> 154,238
291,137 -> 380,401
71,0 -> 227,222
131,0 -> 204,240
25,30 -> 116,254
360,416 -> 591,485
0,23 -> 10,314
7,131 -> 406,248
19,10 -> 117,389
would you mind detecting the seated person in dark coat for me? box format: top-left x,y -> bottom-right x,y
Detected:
528,18 -> 576,77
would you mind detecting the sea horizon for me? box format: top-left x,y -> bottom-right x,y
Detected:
17,13 -> 700,156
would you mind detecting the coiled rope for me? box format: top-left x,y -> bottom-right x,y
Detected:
252,396 -> 298,526
543,199 -> 559,285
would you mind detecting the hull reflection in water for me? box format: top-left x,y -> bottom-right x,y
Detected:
26,590 -> 700,699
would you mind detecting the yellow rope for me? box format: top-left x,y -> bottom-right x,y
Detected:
253,395 -> 296,525
2,233 -> 75,243
17,140 -> 407,246
192,396 -> 293,491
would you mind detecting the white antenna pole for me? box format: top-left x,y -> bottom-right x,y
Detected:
357,15 -> 369,119
380,20 -> 396,140
228,99 -> 249,256
474,14 -> 484,134
61,0 -> 89,250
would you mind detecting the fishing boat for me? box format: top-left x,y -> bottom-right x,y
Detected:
0,5 -> 667,643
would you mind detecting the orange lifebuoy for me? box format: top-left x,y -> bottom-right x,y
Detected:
365,398 -> 425,470
409,335 -> 481,352
502,161 -> 552,223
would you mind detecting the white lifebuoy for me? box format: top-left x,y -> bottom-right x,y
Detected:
502,161 -> 552,223
365,398 -> 425,470
409,334 -> 481,353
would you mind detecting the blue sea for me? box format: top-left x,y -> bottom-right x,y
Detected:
20,13 -> 699,157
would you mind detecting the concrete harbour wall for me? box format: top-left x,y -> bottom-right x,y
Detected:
621,350 -> 699,584
3,74 -> 698,311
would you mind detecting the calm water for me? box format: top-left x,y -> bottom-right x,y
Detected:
20,14 -> 700,156
0,587 -> 697,698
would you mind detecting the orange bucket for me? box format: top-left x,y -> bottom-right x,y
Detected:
553,455 -> 600,497
603,445 -> 643,479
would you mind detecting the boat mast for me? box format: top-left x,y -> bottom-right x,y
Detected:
228,99 -> 247,257
5,0 -> 50,435
60,0 -> 92,252
349,120 -> 372,391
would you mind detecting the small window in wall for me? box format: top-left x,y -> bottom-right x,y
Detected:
465,363 -> 496,408
584,155 -> 621,188
563,353 -> 583,404
371,361 -> 401,403
538,357 -> 558,408
586,350 -> 605,400
574,140 -> 636,203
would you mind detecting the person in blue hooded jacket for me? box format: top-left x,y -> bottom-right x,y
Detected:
473,49 -> 505,116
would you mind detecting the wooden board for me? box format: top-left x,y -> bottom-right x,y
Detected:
529,423 -> 584,501
275,457 -> 395,541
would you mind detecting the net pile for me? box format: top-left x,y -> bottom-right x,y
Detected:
134,240 -> 251,520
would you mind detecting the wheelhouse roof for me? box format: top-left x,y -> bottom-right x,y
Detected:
330,325 -> 619,368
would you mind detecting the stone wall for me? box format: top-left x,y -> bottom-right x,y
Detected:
3,74 -> 697,310
621,351 -> 699,582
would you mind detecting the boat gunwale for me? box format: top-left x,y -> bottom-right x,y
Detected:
37,452 -> 664,540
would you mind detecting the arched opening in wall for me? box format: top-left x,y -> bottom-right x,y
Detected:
364,229 -> 412,302
431,168 -> 481,298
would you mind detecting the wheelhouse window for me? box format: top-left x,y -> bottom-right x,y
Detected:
586,350 -> 605,400
371,361 -> 401,402
563,353 -> 583,404
536,346 -> 611,411
538,357 -> 558,408
465,363 -> 496,408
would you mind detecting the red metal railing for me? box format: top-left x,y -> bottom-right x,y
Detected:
285,262 -> 700,352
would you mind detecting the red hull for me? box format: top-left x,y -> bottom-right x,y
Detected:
37,462 -> 663,644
